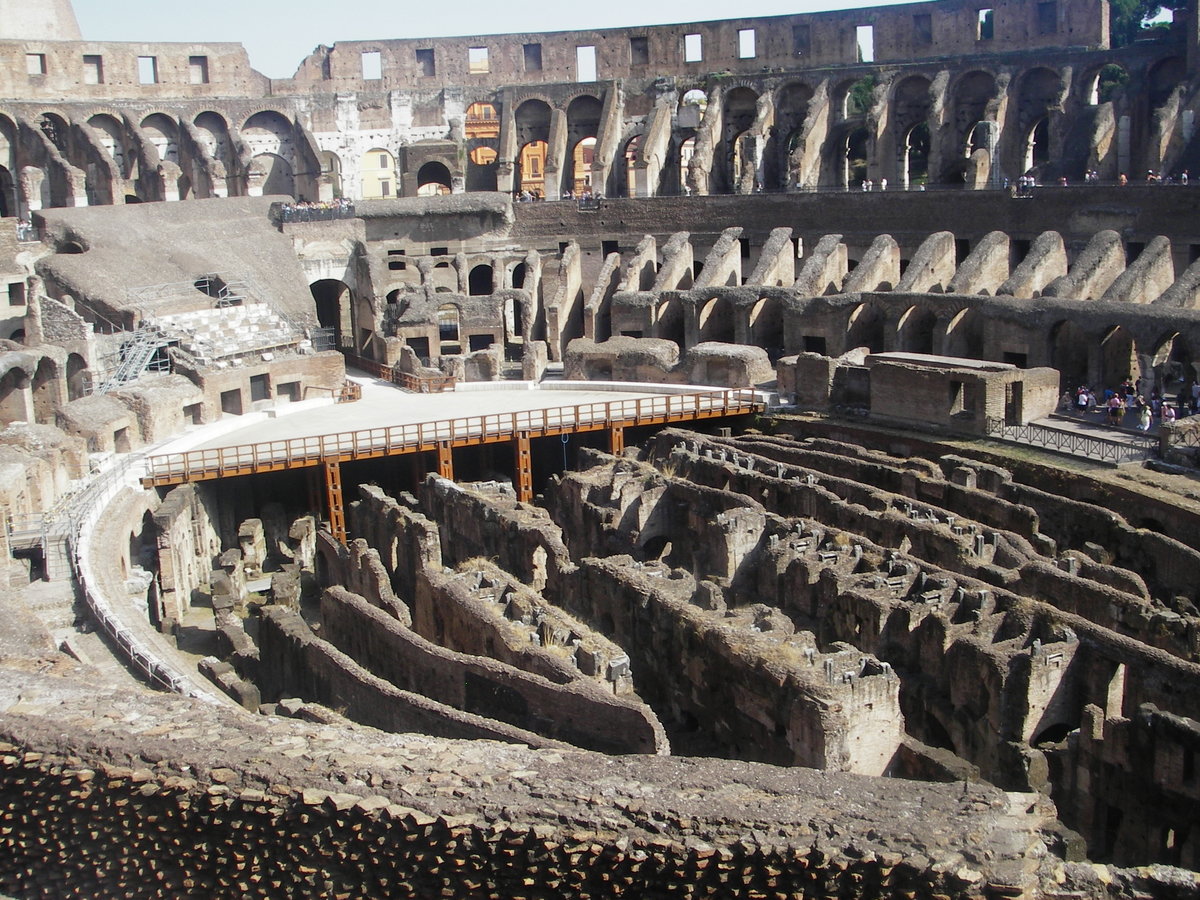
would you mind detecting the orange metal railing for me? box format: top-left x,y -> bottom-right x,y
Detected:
142,388 -> 763,486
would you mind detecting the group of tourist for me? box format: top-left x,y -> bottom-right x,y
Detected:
513,189 -> 604,202
13,219 -> 36,242
276,198 -> 356,223
1063,380 -> 1198,431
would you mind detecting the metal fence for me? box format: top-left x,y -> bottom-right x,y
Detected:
985,417 -> 1159,465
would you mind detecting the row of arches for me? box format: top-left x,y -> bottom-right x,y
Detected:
1,51 -> 1189,212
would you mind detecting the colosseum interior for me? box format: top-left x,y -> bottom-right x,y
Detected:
2,0 -> 1200,895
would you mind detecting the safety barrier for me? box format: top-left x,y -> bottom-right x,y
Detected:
143,388 -> 764,486
985,417 -> 1158,465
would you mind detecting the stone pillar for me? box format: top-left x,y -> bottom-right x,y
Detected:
544,107 -> 568,200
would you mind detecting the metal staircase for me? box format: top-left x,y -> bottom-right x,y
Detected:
94,325 -> 171,395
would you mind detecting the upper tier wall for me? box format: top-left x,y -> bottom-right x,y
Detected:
0,0 -> 1111,102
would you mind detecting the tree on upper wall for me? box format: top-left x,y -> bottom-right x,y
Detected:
1109,0 -> 1183,46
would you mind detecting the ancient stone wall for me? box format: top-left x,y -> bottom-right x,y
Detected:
318,585 -> 667,755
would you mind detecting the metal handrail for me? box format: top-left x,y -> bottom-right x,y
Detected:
985,417 -> 1158,464
61,455 -> 194,694
144,388 -> 763,484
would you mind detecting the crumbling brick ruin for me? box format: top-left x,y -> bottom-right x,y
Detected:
3,0 -> 1200,895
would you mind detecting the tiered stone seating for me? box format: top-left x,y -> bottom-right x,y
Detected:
157,303 -> 301,365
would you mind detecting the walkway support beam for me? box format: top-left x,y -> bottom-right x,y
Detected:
609,425 -> 625,456
437,440 -> 454,480
324,460 -> 346,545
515,432 -> 533,503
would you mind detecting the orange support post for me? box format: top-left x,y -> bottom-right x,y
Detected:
608,425 -> 625,456
514,432 -> 533,503
436,440 -> 454,480
323,460 -> 347,545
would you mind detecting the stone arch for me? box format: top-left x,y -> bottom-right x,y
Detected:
617,133 -> 641,198
943,307 -> 984,359
679,135 -> 697,194
699,296 -> 735,343
30,356 -> 62,425
468,263 -> 494,296
945,70 -> 997,182
310,278 -> 354,349
243,111 -> 296,196
515,99 -> 552,195
38,112 -> 70,155
844,126 -> 870,187
1148,56 -> 1186,110
897,306 -> 937,354
1100,325 -> 1138,389
251,153 -> 294,197
846,303 -> 885,353
571,137 -> 596,193
0,164 -> 14,219
417,160 -> 453,196
87,113 -> 129,178
360,148 -> 395,199
566,95 -> 603,194
1015,67 -> 1061,176
904,122 -> 931,187
318,150 -> 342,198
749,296 -> 783,356
1084,63 -> 1130,106
517,140 -> 548,195
656,296 -> 686,348
768,82 -> 813,189
1049,320 -> 1088,388
1150,330 -> 1195,399
66,352 -> 88,400
836,77 -> 873,120
1025,117 -> 1050,173
140,113 -> 179,164
894,76 -> 932,186
0,364 -> 32,425
722,86 -> 759,194
193,111 -> 234,195
0,113 -> 16,217
465,101 -> 500,192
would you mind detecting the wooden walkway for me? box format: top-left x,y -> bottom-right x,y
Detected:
143,388 -> 764,541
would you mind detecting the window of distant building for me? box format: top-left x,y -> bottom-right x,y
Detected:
576,46 -> 597,81
26,53 -> 47,76
83,54 -> 104,84
188,55 -> 209,84
468,47 -> 490,74
684,34 -> 703,63
416,49 -> 435,76
361,50 -> 382,80
523,44 -> 542,72
738,29 -> 756,59
137,56 -> 158,84
978,9 -> 995,40
630,36 -> 649,65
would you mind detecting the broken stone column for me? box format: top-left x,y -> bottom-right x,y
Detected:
238,519 -> 266,578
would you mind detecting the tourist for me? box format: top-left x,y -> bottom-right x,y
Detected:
1118,172 -> 1128,185
1106,393 -> 1123,427
1137,397 -> 1152,431
1182,170 -> 1190,185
